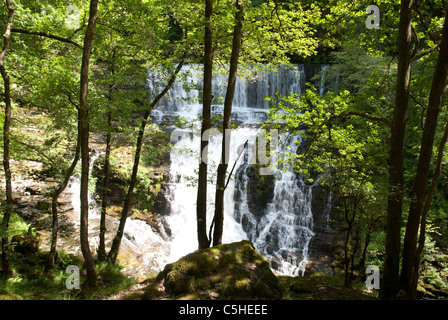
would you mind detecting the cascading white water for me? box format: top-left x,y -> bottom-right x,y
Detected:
164,126 -> 257,263
154,64 -> 328,276
255,134 -> 315,276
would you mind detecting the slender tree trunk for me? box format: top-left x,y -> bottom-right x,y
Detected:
380,0 -> 414,300
351,228 -> 361,276
98,111 -> 112,261
78,0 -> 99,289
99,52 -> 116,261
359,216 -> 380,278
45,141 -> 80,273
343,201 -> 354,288
359,232 -> 370,279
108,53 -> 187,263
411,119 -> 448,299
197,0 -> 214,249
212,0 -> 244,246
108,109 -> 148,263
401,12 -> 448,299
0,0 -> 14,280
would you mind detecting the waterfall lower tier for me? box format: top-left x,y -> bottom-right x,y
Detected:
163,125 -> 317,276
163,126 -> 256,263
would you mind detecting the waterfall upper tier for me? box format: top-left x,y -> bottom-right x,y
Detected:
149,63 -> 329,125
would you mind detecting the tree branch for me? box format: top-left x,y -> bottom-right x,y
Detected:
328,111 -> 391,127
11,28 -> 82,49
224,139 -> 248,190
68,22 -> 88,41
411,44 -> 439,63
65,91 -> 79,110
15,139 -> 59,168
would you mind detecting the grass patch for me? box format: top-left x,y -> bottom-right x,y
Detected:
0,251 -> 137,300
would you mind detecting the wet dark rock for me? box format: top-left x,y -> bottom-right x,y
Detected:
306,232 -> 336,275
25,186 -> 41,195
16,206 -> 42,222
35,214 -> 76,237
233,164 -> 275,232
306,185 -> 336,275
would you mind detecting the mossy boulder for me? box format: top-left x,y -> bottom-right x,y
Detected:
11,234 -> 40,255
143,240 -> 282,300
0,289 -> 23,300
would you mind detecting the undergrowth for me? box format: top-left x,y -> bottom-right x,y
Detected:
0,211 -> 136,300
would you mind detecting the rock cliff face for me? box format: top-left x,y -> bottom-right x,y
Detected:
307,185 -> 336,275
143,240 -> 282,300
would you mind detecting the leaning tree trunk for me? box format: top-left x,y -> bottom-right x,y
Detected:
0,0 -> 14,280
401,11 -> 448,299
212,0 -> 244,246
98,52 -> 117,260
381,0 -> 414,300
45,141 -> 80,273
97,111 -> 112,261
78,0 -> 99,289
197,0 -> 214,249
411,119 -> 448,299
108,52 -> 187,263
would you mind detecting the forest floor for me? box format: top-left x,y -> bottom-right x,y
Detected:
108,272 -> 378,300
276,275 -> 378,300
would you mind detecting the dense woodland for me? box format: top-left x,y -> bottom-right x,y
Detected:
0,0 -> 448,301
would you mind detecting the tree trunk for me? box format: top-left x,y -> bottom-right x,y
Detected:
197,0 -> 214,249
359,216 -> 380,279
0,0 -> 14,280
380,0 -> 414,300
99,52 -> 116,261
45,141 -> 80,273
108,109 -> 149,263
342,200 -> 354,288
411,119 -> 448,299
78,0 -> 99,289
401,12 -> 448,299
98,111 -> 112,261
212,0 -> 244,247
108,53 -> 187,263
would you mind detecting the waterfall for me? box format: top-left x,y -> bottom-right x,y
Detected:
153,64 -> 330,276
